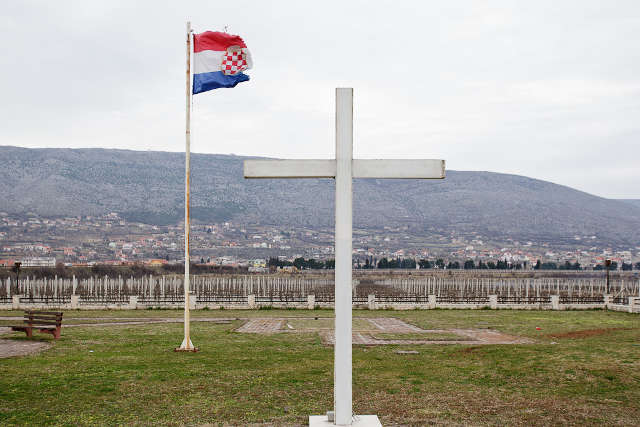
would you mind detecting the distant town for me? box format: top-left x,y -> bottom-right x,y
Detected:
0,211 -> 639,271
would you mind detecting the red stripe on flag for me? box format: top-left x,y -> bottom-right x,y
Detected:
194,31 -> 247,52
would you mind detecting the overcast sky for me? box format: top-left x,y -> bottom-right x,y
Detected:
1,1 -> 639,198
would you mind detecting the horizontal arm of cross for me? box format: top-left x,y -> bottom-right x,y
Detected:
244,159 -> 335,178
244,159 -> 445,179
352,159 -> 445,179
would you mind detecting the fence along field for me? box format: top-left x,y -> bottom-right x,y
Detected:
0,270 -> 638,308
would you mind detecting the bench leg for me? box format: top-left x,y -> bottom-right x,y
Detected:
25,327 -> 33,338
38,328 -> 59,339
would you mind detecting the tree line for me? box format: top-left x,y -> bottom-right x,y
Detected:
268,257 -> 335,270
2,258 -> 638,278
0,262 -> 243,280
367,257 -> 528,270
356,258 -> 640,271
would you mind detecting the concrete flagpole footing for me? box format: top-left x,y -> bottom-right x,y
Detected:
309,415 -> 382,427
174,337 -> 198,352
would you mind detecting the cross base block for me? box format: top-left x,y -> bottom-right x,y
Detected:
174,347 -> 199,352
309,415 -> 382,427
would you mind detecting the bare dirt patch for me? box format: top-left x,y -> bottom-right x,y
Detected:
0,338 -> 51,359
0,326 -> 52,358
547,327 -> 633,339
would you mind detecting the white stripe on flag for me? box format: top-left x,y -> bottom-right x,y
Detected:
193,50 -> 224,74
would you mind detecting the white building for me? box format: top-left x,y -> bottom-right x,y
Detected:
21,257 -> 57,267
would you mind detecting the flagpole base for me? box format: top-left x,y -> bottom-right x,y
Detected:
174,337 -> 198,352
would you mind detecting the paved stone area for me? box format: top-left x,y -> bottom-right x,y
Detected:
236,318 -> 284,334
450,328 -> 532,344
366,317 -> 423,333
234,317 -> 532,346
319,329 -> 531,346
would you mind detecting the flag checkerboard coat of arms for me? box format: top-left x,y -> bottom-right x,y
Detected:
221,47 -> 251,75
192,31 -> 252,94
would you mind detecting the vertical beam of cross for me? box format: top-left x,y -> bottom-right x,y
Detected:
244,88 -> 445,425
334,88 -> 353,424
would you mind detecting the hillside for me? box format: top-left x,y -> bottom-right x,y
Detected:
0,146 -> 639,247
619,199 -> 640,209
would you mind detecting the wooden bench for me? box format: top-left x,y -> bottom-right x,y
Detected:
11,311 -> 64,339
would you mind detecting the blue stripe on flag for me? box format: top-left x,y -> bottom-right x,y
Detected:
193,71 -> 250,94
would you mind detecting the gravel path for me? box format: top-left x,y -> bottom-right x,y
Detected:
0,317 -> 235,328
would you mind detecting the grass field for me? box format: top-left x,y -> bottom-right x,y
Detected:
1,309 -> 639,426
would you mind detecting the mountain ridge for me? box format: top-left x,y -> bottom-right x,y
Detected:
1,146 -> 639,247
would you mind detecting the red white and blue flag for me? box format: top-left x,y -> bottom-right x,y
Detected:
193,31 -> 252,94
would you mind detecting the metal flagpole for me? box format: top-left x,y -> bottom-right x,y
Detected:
177,21 -> 197,352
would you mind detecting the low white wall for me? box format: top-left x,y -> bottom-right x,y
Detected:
1,295 -> 637,312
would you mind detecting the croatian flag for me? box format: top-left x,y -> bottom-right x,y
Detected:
192,31 -> 252,94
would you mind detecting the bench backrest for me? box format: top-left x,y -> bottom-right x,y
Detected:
23,311 -> 63,327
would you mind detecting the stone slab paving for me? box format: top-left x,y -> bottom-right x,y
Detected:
450,328 -> 533,344
319,329 -> 531,345
235,318 -> 284,334
366,317 -> 423,333
233,317 -> 533,346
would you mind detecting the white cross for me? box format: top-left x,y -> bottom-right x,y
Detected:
244,88 -> 445,426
